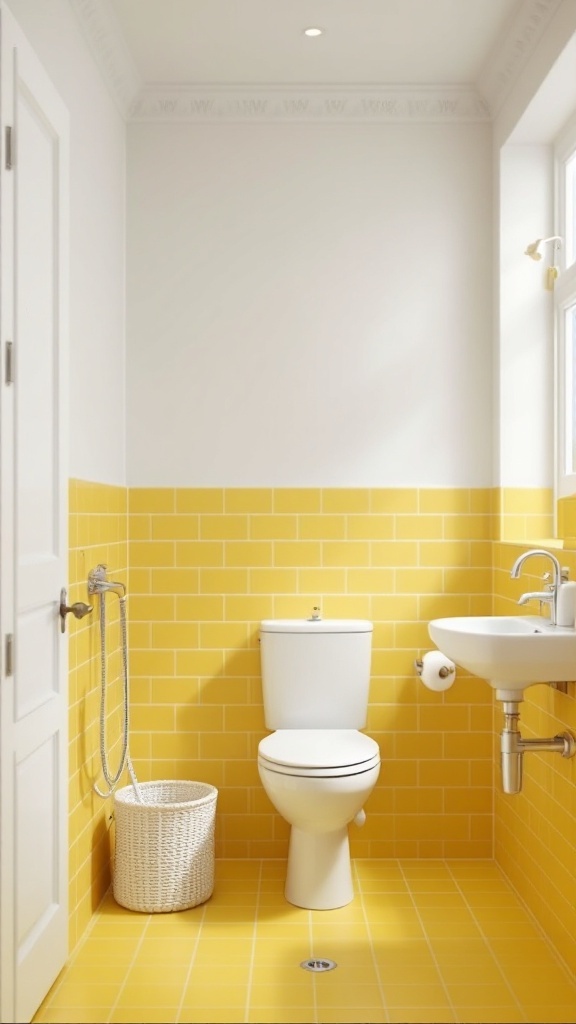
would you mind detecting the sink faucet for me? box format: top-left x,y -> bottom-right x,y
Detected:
510,548 -> 562,625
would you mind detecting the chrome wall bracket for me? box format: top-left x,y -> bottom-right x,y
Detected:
59,588 -> 93,633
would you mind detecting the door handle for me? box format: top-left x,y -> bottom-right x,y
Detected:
59,588 -> 93,633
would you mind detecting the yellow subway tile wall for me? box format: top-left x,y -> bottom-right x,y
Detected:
66,482 -> 576,991
493,541 -> 576,977
127,488 -> 494,862
68,480 -> 128,949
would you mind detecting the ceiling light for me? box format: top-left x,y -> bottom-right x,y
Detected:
303,27 -> 323,37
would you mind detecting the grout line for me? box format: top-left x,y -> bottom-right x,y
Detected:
492,856 -> 576,985
308,906 -> 318,1024
444,862 -> 528,1022
397,860 -> 458,1024
355,859 -> 391,1024
105,912 -> 151,1024
243,858 -> 263,1024
174,901 -> 207,1024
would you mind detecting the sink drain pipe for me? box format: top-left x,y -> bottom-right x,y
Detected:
500,701 -> 576,794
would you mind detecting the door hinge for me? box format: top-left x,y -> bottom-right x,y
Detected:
5,341 -> 13,384
5,634 -> 13,676
5,126 -> 13,170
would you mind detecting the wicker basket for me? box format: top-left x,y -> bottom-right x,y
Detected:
113,780 -> 218,913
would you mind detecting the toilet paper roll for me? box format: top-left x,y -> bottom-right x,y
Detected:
419,650 -> 456,692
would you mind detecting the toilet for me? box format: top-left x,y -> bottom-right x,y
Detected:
257,617 -> 381,910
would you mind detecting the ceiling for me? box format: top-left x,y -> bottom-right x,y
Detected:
71,0 -> 562,121
107,0 -> 520,87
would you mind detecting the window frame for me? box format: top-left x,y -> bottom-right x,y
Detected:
554,117 -> 576,499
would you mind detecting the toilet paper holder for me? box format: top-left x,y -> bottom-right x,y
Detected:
414,657 -> 455,679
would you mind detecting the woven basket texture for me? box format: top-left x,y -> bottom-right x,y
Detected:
113,780 -> 217,913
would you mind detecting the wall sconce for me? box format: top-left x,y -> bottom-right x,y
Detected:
525,235 -> 563,288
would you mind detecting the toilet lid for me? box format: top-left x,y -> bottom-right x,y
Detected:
258,729 -> 379,772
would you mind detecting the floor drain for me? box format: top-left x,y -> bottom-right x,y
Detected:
300,958 -> 337,972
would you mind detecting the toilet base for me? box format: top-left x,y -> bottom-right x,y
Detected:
285,825 -> 353,910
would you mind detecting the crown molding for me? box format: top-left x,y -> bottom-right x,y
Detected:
70,0 -> 560,124
129,84 -> 490,123
69,0 -> 142,117
476,0 -> 562,114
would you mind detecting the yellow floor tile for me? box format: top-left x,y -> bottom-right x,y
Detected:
136,936 -> 201,962
401,861 -> 454,877
364,904 -> 422,923
178,1011 -> 244,1024
357,877 -> 410,892
251,938 -> 312,963
115,982 -> 187,1008
382,983 -> 452,1007
313,1012 -> 387,1024
70,937 -> 141,962
445,982 -> 519,1007
31,859 -> 576,1024
56,961 -> 129,985
388,1011 -> 455,1024
371,938 -> 433,958
314,981 -> 385,1008
416,916 -> 482,938
369,919 -> 426,939
34,1012 -> 110,1024
251,957 -> 310,977
377,961 -> 444,984
475,918 -> 544,939
455,877 -> 511,892
188,962 -> 253,986
319,965 -> 380,984
248,1013 -> 320,1024
43,982 -> 123,1009
202,904 -> 256,922
193,937 -> 254,960
361,891 -> 414,907
484,936 -> 555,961
509,979 -> 576,1004
439,960 -> 507,985
522,1008 -> 576,1023
249,982 -> 316,1007
311,922 -> 371,942
87,918 -> 148,939
109,1013 -> 179,1024
411,891 -> 468,908
123,963 -> 191,986
180,982 -> 248,1007
448,1011 -> 524,1024
407,877 -> 460,891
463,890 -> 523,907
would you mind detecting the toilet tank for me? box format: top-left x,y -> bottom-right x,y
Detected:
259,619 -> 373,729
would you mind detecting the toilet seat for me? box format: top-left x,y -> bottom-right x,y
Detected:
258,729 -> 380,778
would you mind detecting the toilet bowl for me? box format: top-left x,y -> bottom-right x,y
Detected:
258,728 -> 380,909
258,617 -> 380,910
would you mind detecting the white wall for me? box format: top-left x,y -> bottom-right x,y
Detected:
5,0 -> 126,485
126,121 -> 492,487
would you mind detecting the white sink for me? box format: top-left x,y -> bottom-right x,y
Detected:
428,614 -> 576,701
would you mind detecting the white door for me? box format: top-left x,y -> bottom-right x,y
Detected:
0,5 -> 69,1022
